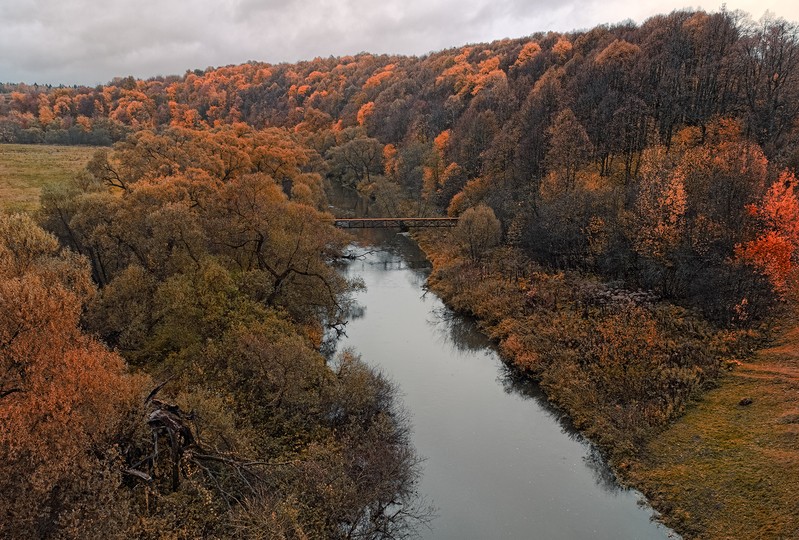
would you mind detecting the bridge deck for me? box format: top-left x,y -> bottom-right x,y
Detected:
334,217 -> 458,229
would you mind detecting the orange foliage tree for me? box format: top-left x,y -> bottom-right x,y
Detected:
737,171 -> 799,296
0,213 -> 145,539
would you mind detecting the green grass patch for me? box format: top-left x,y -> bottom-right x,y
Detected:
0,143 -> 97,213
629,325 -> 799,539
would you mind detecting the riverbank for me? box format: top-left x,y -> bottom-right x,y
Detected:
629,323 -> 799,538
414,230 -> 796,538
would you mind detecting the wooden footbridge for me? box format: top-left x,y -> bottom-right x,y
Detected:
333,217 -> 458,229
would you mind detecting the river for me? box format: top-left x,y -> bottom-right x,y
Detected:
334,229 -> 677,540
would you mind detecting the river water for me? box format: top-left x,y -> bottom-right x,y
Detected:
335,230 -> 676,540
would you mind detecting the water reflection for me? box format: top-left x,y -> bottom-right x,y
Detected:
584,446 -> 625,495
428,302 -> 571,424
347,303 -> 367,321
427,307 -> 490,354
428,301 -> 625,485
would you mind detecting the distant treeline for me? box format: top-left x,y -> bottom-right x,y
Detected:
2,10 -> 797,160
2,8 -> 797,320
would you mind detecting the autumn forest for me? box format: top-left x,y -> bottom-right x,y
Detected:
2,7 -> 799,539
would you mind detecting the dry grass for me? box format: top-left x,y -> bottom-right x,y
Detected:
629,319 -> 799,539
0,144 -> 97,212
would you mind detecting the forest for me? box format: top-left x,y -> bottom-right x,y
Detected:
1,7 -> 799,539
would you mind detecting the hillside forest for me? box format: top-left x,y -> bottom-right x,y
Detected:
2,7 -> 799,539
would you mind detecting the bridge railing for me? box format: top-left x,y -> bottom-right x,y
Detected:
333,217 -> 458,229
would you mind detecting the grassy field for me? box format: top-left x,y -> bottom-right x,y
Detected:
0,144 -> 98,212
629,319 -> 799,539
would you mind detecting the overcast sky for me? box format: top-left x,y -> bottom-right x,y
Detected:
1,0 -> 796,86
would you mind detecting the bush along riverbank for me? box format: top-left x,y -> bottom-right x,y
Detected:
414,230 -> 774,537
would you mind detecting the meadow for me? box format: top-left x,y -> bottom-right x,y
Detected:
0,144 -> 97,212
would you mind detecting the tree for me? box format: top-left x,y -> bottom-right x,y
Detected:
452,204 -> 502,263
325,131 -> 385,188
0,214 -> 144,539
631,147 -> 686,261
544,108 -> 593,194
736,171 -> 799,296
737,15 -> 799,154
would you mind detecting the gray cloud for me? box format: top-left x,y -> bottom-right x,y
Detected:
0,0 -> 796,85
